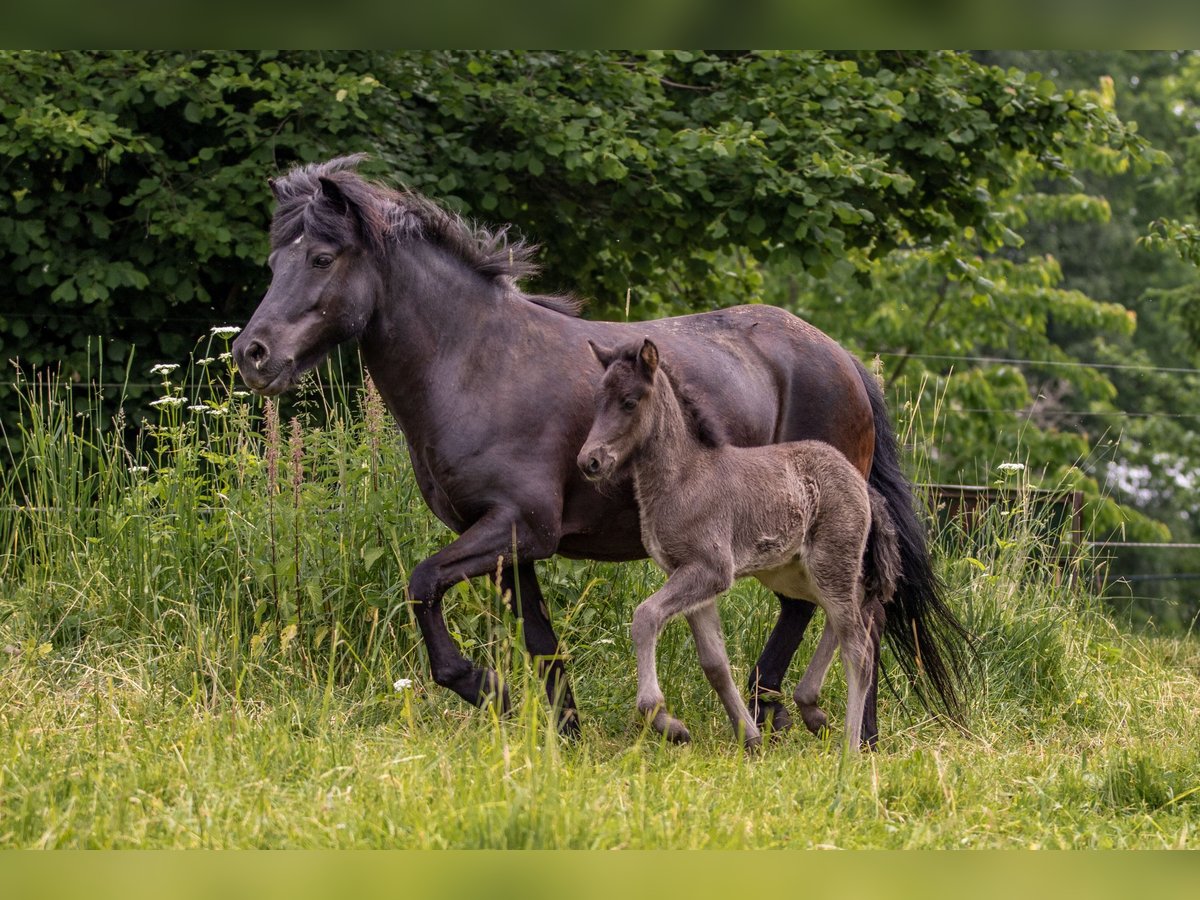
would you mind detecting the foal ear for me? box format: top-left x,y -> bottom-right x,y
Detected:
637,339 -> 659,378
318,176 -> 351,215
587,339 -> 616,369
268,177 -> 285,203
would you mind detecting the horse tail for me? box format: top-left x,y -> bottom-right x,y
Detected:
853,357 -> 975,723
864,486 -> 901,609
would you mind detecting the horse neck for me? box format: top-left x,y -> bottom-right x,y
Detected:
631,376 -> 702,503
358,241 -> 514,421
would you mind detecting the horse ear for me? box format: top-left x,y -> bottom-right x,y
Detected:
268,177 -> 285,203
638,339 -> 659,377
587,339 -> 615,369
318,176 -> 350,215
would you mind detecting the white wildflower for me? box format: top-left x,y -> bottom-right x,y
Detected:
150,396 -> 187,409
232,390 -> 251,399
188,405 -> 209,413
150,363 -> 179,376
197,357 -> 216,366
997,462 -> 1026,473
218,352 -> 233,361
210,325 -> 242,338
129,466 -> 150,475
393,678 -> 413,692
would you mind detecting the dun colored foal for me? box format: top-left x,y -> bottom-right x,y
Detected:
578,339 -> 900,751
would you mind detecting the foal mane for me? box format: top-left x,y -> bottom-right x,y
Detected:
268,154 -> 583,317
662,364 -> 727,449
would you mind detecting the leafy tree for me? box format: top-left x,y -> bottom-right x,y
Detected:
1,51 -> 1150,435
0,50 -> 394,437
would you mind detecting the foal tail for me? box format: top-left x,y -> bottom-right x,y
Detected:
853,358 -> 975,723
864,487 -> 901,608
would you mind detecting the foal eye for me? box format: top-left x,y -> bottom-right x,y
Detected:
313,254 -> 335,269
621,398 -> 638,412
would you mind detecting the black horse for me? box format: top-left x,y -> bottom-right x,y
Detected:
233,155 -> 970,744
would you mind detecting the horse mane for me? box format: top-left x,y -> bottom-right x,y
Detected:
665,366 -> 727,449
617,353 -> 722,451
268,154 -> 583,318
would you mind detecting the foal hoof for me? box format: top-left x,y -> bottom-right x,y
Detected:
752,697 -> 793,739
662,719 -> 692,744
799,704 -> 829,738
645,709 -> 691,744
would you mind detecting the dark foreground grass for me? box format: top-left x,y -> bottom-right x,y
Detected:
1,354 -> 1198,848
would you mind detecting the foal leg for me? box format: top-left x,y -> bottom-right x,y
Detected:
823,601 -> 872,754
408,507 -> 555,715
685,601 -> 761,750
747,596 -> 818,734
793,619 -> 837,737
859,596 -> 887,750
632,564 -> 732,744
500,562 -> 580,738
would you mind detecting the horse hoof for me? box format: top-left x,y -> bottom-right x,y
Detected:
743,732 -> 764,754
664,720 -> 691,744
557,708 -> 582,740
651,711 -> 691,744
799,704 -> 828,737
753,698 -> 793,738
477,671 -> 510,716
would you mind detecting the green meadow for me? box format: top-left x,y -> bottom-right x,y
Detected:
2,354 -> 1197,849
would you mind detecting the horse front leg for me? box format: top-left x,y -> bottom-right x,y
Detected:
747,595 -> 818,735
408,508 -> 556,715
500,562 -> 580,738
632,563 -> 733,745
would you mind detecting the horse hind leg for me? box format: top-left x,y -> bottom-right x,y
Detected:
823,601 -> 872,754
793,618 -> 837,737
859,595 -> 886,750
686,601 -> 762,751
747,595 -> 818,735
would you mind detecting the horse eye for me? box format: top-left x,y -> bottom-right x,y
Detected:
313,254 -> 334,269
621,398 -> 638,412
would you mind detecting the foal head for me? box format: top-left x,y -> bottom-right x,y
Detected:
577,338 -> 661,482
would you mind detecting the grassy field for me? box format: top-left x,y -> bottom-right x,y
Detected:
2,352 -> 1198,848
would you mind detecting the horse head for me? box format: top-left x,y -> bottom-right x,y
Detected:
234,156 -> 384,395
577,338 -> 660,482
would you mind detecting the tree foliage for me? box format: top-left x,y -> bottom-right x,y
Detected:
1,51 -> 1150,417
7,50 -> 1192,578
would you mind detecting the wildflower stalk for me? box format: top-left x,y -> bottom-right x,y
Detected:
265,398 -> 282,649
289,416 -> 305,651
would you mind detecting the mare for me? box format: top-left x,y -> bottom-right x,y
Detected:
578,338 -> 900,751
232,155 -> 971,744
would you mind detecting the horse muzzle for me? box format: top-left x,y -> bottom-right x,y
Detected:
577,445 -> 617,483
232,332 -> 295,396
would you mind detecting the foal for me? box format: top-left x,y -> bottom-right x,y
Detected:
578,339 -> 899,752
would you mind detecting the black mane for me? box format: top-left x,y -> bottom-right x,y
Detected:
663,364 -> 727,449
610,343 -> 726,449
268,155 -> 583,317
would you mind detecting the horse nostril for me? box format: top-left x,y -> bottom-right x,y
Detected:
245,339 -> 269,370
587,457 -> 601,474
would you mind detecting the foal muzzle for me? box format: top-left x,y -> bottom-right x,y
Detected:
577,445 -> 617,482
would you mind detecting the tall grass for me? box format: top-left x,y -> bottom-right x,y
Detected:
1,340 -> 1198,848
